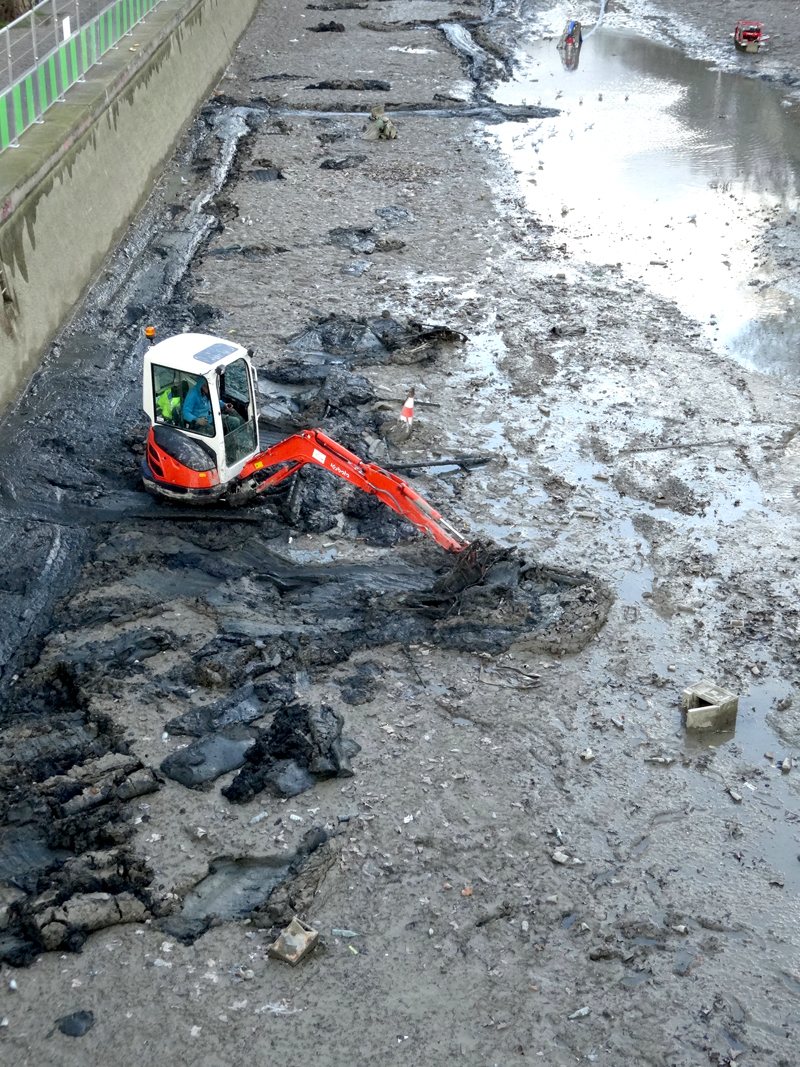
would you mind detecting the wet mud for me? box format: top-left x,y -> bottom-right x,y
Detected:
0,0 -> 800,1064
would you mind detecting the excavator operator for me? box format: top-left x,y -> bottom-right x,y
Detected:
183,377 -> 243,437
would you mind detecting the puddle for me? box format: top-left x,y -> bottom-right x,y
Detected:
492,22 -> 800,375
181,855 -> 295,921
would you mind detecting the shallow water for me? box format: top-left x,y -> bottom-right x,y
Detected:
492,21 -> 800,375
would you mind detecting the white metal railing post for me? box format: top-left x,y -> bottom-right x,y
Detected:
6,31 -> 19,145
75,0 -> 85,80
31,11 -> 44,121
52,0 -> 65,99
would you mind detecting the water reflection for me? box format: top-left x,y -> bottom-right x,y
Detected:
492,25 -> 800,374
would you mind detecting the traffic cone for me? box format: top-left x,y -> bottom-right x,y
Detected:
382,388 -> 415,448
399,388 -> 415,429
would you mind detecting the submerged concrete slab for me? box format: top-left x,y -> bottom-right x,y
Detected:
681,680 -> 739,731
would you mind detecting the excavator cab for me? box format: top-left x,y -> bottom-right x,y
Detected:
142,333 -> 261,502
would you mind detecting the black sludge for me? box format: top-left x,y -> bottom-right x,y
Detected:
222,703 -> 360,803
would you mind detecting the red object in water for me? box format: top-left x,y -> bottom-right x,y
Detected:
734,20 -> 768,51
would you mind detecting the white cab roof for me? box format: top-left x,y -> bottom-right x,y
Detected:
144,333 -> 249,374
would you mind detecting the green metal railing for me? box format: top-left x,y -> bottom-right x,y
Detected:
0,0 -> 164,153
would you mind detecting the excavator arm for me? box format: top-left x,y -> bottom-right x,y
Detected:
239,429 -> 468,553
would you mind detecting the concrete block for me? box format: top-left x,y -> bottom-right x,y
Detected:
268,917 -> 319,966
681,681 -> 738,731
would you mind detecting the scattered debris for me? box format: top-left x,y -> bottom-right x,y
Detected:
310,20 -> 345,31
727,787 -> 743,804
320,155 -> 367,170
478,664 -> 540,689
268,917 -> 320,965
579,747 -> 595,762
305,79 -> 390,91
569,1006 -> 591,1019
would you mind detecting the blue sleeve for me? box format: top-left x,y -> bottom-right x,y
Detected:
183,386 -> 202,423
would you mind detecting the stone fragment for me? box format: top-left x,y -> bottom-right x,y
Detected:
39,921 -> 68,950
116,768 -> 159,801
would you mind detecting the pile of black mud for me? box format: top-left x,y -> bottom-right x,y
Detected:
222,702 -> 360,802
0,665 -> 158,964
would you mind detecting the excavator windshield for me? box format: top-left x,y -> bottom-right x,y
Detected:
151,364 -> 216,438
219,357 -> 258,465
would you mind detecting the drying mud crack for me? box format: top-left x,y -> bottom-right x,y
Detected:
1,0 -> 800,1064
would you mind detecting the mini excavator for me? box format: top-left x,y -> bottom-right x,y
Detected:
141,331 -> 469,553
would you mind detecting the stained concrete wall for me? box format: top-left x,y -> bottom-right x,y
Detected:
0,0 -> 262,413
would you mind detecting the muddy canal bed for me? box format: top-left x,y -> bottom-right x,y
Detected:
1,1 -> 800,1064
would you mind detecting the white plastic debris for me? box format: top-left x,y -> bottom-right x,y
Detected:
552,850 -> 570,865
403,814 -> 414,824
569,1006 -> 591,1019
249,812 -> 269,825
579,748 -> 595,762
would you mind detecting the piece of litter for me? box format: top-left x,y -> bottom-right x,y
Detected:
268,918 -> 319,966
349,944 -> 359,954
249,812 -> 269,825
579,748 -> 595,762
569,1006 -> 591,1019
727,788 -> 743,804
552,850 -> 569,865
254,1001 -> 300,1015
332,928 -> 360,938
403,814 -> 413,824
461,886 -> 473,897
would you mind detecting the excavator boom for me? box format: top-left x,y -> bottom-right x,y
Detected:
239,429 -> 468,553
